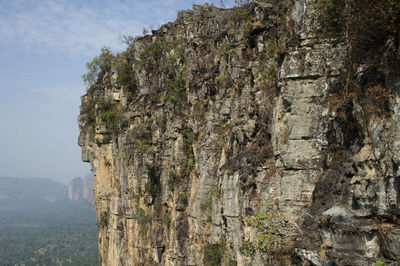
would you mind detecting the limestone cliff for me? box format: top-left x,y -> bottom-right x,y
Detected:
78,1 -> 400,265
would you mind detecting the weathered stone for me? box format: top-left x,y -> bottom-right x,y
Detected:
78,1 -> 400,265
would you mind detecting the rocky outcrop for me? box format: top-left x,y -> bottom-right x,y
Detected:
68,174 -> 94,202
68,177 -> 83,202
78,1 -> 400,265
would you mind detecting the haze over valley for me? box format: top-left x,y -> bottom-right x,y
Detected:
0,175 -> 98,265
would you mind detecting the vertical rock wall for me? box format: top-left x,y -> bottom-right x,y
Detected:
78,1 -> 400,265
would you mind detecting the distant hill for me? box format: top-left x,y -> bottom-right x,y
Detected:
0,177 -> 69,211
0,175 -> 95,207
0,175 -> 98,265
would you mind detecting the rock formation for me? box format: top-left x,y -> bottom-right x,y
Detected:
78,0 -> 400,265
68,174 -> 94,202
68,177 -> 84,202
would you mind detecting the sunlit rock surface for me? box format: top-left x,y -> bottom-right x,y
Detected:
78,1 -> 400,265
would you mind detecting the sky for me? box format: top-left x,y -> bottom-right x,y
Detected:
0,0 -> 236,184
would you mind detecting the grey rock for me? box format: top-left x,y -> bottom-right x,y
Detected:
77,1 -> 400,265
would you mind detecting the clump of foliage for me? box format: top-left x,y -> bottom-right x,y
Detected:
136,139 -> 151,152
98,96 -> 119,131
135,208 -> 152,235
228,258 -> 238,266
229,0 -> 252,27
140,43 -> 163,61
239,240 -> 255,256
376,259 -> 387,266
232,7 -> 250,23
152,91 -> 163,102
187,156 -> 195,171
166,128 -> 197,191
200,188 -> 219,213
192,100 -> 207,122
238,22 -> 253,37
130,122 -> 152,140
310,0 -> 400,57
329,75 -> 394,125
168,46 -> 184,63
145,164 -> 160,198
260,63 -> 278,90
168,128 -> 197,191
162,212 -> 171,227
234,0 -> 252,5
138,40 -> 165,65
167,171 -> 177,191
81,101 -> 96,130
114,45 -> 137,99
310,0 -> 399,123
97,212 -> 109,229
203,240 -> 225,266
82,46 -> 114,89
309,0 -> 345,33
180,127 -> 197,171
116,60 -> 134,89
200,188 -> 219,222
242,211 -> 278,254
165,75 -> 187,104
365,84 -> 394,116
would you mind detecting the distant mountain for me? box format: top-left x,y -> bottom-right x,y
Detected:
0,175 -> 94,211
68,173 -> 94,202
0,175 -> 98,265
68,177 -> 83,201
0,177 -> 68,209
0,176 -> 99,265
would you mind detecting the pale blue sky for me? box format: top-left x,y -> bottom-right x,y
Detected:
0,0 -> 235,184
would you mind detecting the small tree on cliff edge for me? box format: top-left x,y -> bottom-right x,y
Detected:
82,46 -> 113,89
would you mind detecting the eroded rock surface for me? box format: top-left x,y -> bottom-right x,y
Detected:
78,1 -> 400,265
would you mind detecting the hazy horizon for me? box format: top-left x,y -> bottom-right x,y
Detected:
0,174 -> 92,185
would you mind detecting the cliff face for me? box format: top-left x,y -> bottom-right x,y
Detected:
78,1 -> 400,265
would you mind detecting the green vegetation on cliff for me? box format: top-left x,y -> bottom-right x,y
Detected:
77,1 -> 400,265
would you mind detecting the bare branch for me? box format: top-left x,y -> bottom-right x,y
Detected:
119,34 -> 135,47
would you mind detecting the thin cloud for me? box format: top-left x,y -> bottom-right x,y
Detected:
0,0 -> 233,57
0,0 -> 152,57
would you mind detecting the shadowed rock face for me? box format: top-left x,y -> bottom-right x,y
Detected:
78,1 -> 400,265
